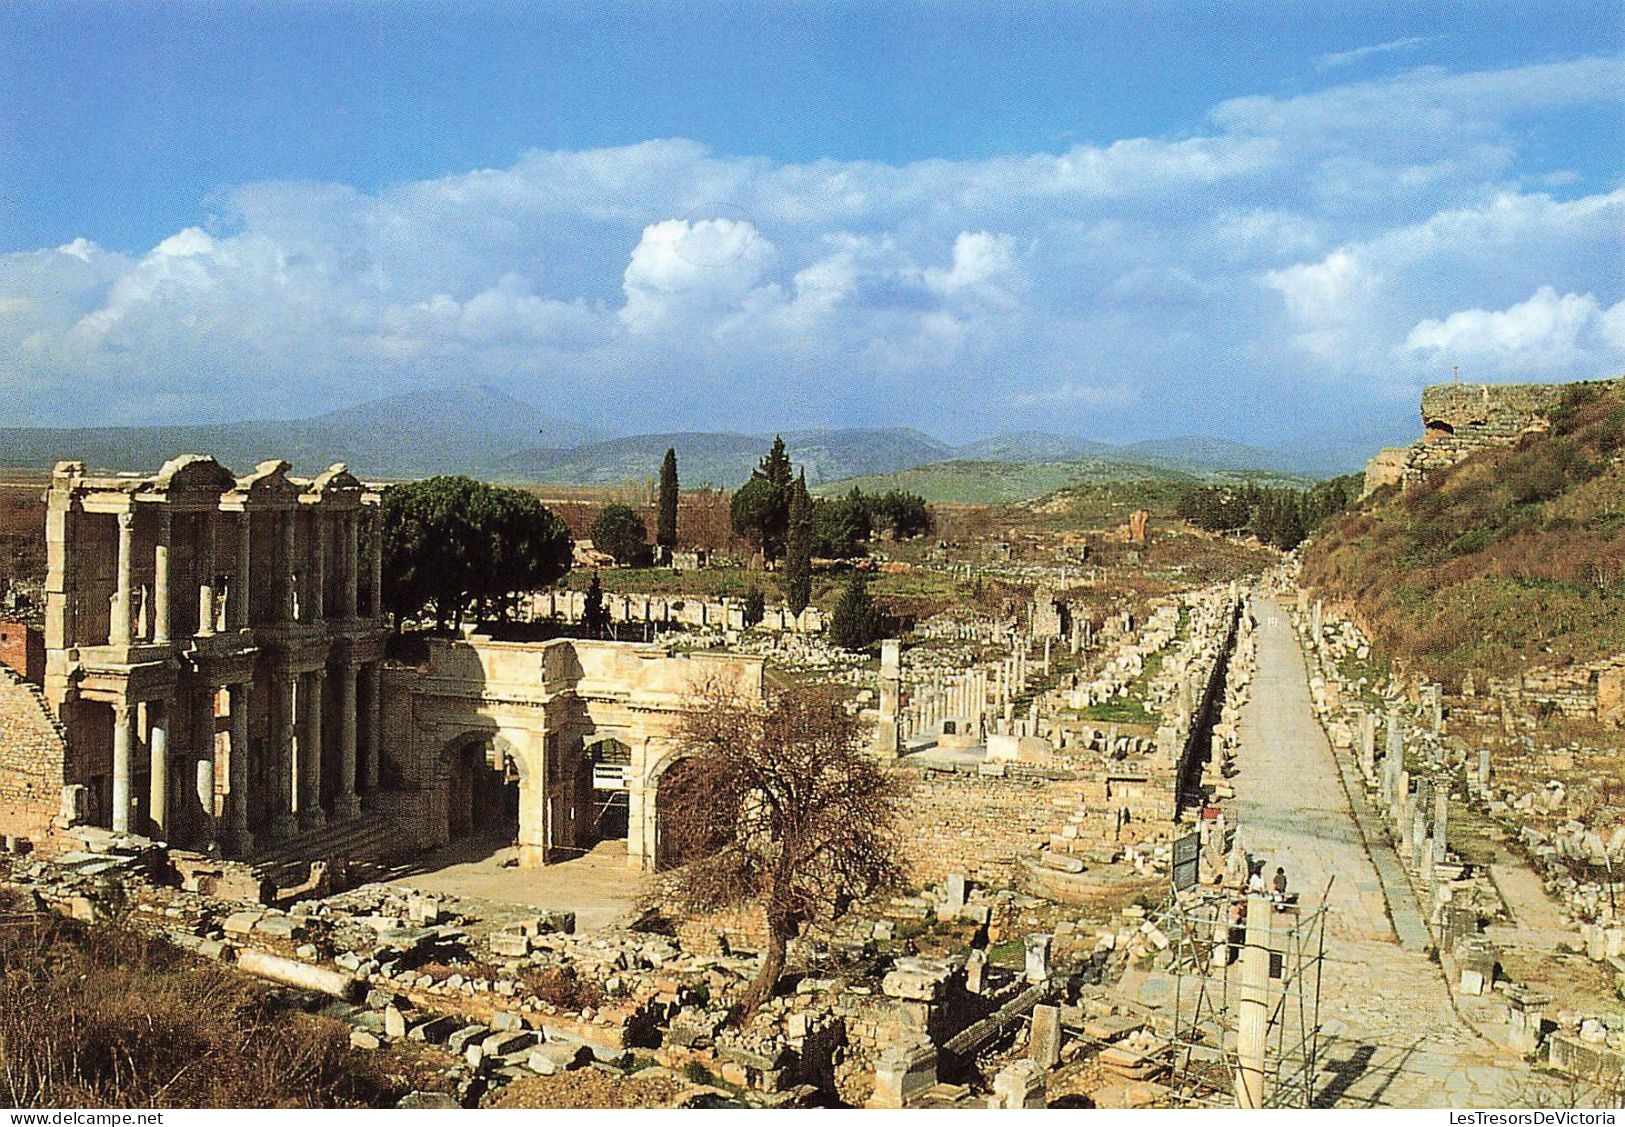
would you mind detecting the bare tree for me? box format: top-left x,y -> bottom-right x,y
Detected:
656,682 -> 902,1018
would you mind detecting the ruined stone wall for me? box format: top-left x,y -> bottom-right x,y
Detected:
0,620 -> 43,684
1362,377 -> 1623,495
0,664 -> 68,845
1484,656 -> 1625,728
894,768 -> 1083,887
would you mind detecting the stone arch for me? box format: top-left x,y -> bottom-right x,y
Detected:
645,751 -> 716,872
583,735 -> 632,842
438,729 -> 528,846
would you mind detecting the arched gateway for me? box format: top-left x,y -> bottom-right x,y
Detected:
407,635 -> 763,871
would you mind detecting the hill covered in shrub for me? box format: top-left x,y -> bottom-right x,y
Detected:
1302,381 -> 1625,687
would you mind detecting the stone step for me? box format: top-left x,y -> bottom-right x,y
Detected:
249,811 -> 408,869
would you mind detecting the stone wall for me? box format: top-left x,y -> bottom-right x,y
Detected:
526,589 -> 824,634
1484,656 -> 1625,728
1361,377 -> 1623,496
0,620 -> 43,684
893,768 -> 1083,887
0,664 -> 69,845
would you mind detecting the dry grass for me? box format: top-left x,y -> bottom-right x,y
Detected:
0,892 -> 440,1108
1303,383 -> 1625,685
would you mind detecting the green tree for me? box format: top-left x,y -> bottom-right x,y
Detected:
730,436 -> 795,560
742,586 -> 766,627
382,476 -> 571,631
810,488 -> 871,557
829,570 -> 885,650
870,490 -> 932,539
583,571 -> 611,638
657,448 -> 679,552
784,471 -> 813,615
590,503 -> 649,566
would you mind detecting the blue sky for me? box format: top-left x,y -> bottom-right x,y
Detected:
0,1 -> 1620,444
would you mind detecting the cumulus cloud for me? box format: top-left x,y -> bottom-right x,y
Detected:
0,53 -> 1619,438
1405,287 -> 1625,377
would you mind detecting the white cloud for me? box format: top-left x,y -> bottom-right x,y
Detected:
0,53 -> 1618,438
1316,36 -> 1437,72
1405,286 -> 1625,376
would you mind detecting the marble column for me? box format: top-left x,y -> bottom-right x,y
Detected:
343,512 -> 359,618
309,509 -> 326,621
279,510 -> 296,622
111,699 -> 132,831
232,510 -> 251,629
196,510 -> 216,636
112,510 -> 134,645
362,661 -> 381,795
270,673 -> 298,838
298,669 -> 326,829
193,687 -> 217,847
334,664 -> 360,818
147,700 -> 169,839
153,510 -> 172,644
368,508 -> 383,618
224,682 -> 252,854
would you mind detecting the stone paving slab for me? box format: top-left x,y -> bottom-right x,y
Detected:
1229,597 -> 1529,1108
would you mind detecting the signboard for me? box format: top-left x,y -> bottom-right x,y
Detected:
1171,830 -> 1201,892
592,763 -> 630,792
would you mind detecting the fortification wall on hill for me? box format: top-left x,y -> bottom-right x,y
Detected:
1363,377 -> 1623,496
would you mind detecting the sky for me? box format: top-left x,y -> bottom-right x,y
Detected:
0,1 -> 1621,445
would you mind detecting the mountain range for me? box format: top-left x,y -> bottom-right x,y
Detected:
0,384 -> 1380,485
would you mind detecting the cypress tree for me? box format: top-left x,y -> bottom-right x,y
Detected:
657,447 -> 679,552
784,470 -> 813,615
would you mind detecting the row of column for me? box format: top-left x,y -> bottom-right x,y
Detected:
111,506 -> 384,647
107,661 -> 383,851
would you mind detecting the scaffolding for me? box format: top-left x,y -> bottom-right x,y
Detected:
1154,884 -> 1330,1109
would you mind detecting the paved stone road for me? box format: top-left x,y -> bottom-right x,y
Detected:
1228,597 -> 1530,1108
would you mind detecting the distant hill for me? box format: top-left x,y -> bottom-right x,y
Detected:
0,386 -> 600,478
499,427 -> 953,487
809,458 -> 1194,504
955,431 -> 1117,462
0,394 -> 1366,486
814,458 -> 1317,504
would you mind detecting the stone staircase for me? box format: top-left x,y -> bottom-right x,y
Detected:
249,811 -> 411,886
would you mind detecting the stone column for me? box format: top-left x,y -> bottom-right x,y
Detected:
147,700 -> 169,839
279,510 -> 296,622
362,662 -> 381,795
1236,893 -> 1272,1109
334,664 -> 360,818
224,682 -> 252,855
298,669 -> 326,829
193,687 -> 217,847
368,508 -> 383,619
308,509 -> 326,622
270,673 -> 298,838
343,512 -> 359,618
112,510 -> 134,645
232,510 -> 252,629
111,699 -> 132,831
196,510 -> 216,636
153,510 -> 172,645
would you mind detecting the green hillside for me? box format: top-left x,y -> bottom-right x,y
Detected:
816,458 -> 1319,504
1302,381 -> 1625,687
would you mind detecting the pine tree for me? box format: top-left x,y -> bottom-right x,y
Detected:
657,448 -> 679,552
784,470 -> 813,615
